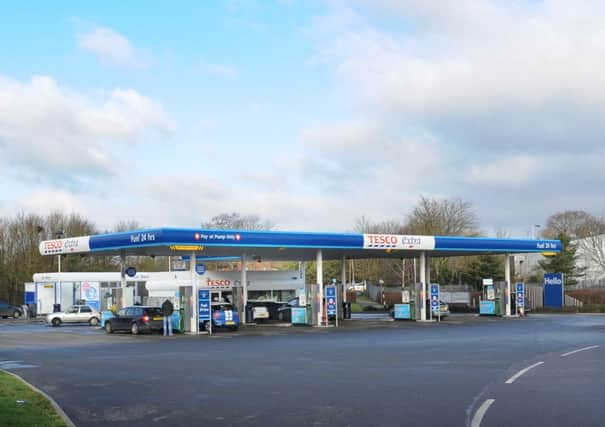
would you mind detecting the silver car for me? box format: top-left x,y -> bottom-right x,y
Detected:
46,305 -> 100,327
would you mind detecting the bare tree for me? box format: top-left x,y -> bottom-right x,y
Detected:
405,196 -> 481,285
405,196 -> 479,236
541,210 -> 601,239
202,212 -> 275,231
112,220 -> 142,233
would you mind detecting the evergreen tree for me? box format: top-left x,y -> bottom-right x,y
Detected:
461,254 -> 505,289
538,232 -> 583,286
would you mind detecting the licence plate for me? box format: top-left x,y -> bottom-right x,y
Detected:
153,317 -> 162,320
226,321 -> 235,325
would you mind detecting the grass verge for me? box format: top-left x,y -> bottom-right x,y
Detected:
0,370 -> 67,427
350,303 -> 363,313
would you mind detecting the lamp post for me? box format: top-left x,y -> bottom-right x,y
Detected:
55,230 -> 64,311
532,224 -> 541,239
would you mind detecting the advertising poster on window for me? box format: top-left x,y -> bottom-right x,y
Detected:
81,282 -> 100,311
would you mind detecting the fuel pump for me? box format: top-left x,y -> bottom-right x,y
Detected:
479,278 -> 502,316
393,286 -> 415,320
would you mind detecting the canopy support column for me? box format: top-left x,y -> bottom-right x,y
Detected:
505,254 -> 511,316
190,251 -> 198,334
341,256 -> 347,303
120,251 -> 126,309
241,254 -> 248,324
317,249 -> 323,326
419,252 -> 426,321
427,255 -> 432,321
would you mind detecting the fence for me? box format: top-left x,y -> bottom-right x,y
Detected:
365,282 -> 588,310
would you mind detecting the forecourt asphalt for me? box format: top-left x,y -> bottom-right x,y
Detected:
1,314 -> 604,427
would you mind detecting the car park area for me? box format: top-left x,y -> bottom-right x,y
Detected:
1,314 -> 604,426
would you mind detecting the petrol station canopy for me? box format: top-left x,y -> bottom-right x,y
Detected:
39,227 -> 562,260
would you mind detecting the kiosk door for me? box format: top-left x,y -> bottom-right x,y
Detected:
37,284 -> 55,314
179,286 -> 192,333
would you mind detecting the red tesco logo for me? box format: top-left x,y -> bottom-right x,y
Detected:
44,240 -> 63,251
368,235 -> 398,245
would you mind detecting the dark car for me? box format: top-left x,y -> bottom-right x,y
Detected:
275,297 -> 300,322
104,306 -> 163,335
0,300 -> 23,319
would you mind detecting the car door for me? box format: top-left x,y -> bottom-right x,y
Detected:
63,306 -> 80,323
78,306 -> 93,322
112,308 -> 129,330
125,308 -> 138,328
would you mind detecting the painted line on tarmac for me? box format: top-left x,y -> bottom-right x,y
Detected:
470,399 -> 495,427
505,361 -> 544,384
561,345 -> 599,357
0,360 -> 38,369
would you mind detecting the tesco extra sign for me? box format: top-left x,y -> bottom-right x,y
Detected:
39,237 -> 90,255
363,234 -> 435,250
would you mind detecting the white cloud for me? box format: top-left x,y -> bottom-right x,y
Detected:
468,155 -> 540,186
0,75 -> 175,180
313,1 -> 605,152
13,189 -> 89,218
298,120 -> 443,195
301,1 -> 605,234
78,26 -> 150,69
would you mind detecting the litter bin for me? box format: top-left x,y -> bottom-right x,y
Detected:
245,303 -> 254,323
342,302 -> 352,319
53,303 -> 61,313
27,304 -> 37,318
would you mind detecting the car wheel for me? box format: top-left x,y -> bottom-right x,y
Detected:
131,322 -> 139,335
1,316 -> 7,319
89,317 -> 99,326
52,318 -> 61,327
13,310 -> 21,319
105,322 -> 113,334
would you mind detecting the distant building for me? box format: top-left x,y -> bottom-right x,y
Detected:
514,235 -> 605,288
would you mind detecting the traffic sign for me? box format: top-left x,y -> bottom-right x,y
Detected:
326,285 -> 337,316
430,284 -> 440,311
516,282 -> 524,308
198,289 -> 210,321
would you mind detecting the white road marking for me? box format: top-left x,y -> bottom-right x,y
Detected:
470,399 -> 495,427
561,345 -> 600,357
0,360 -> 38,369
505,361 -> 544,384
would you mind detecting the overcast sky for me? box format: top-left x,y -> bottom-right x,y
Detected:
1,0 -> 604,237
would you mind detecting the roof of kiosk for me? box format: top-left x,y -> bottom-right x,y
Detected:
38,227 -> 561,261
